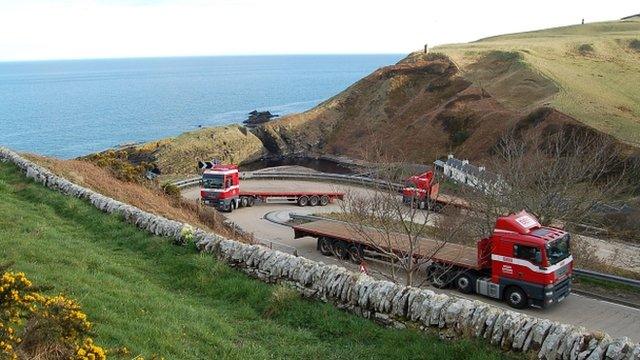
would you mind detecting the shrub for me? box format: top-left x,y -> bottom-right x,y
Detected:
83,150 -> 153,183
578,43 -> 594,54
425,52 -> 449,62
630,39 -> 640,51
263,284 -> 299,318
161,182 -> 180,198
488,50 -> 523,62
0,266 -> 106,360
177,224 -> 195,245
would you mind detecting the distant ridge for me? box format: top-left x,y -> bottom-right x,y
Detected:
621,14 -> 640,20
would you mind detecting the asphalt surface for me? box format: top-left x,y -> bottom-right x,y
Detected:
182,179 -> 640,342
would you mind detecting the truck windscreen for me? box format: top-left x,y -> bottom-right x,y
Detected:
546,235 -> 570,265
202,174 -> 224,189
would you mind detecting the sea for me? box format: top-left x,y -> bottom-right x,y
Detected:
0,54 -> 403,159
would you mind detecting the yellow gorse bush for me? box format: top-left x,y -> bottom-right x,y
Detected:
75,338 -> 106,360
0,267 -> 106,360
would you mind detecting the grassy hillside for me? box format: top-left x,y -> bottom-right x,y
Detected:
84,125 -> 267,180
257,17 -> 640,162
0,161 -> 506,360
23,154 -> 247,242
436,18 -> 640,146
136,124 -> 266,178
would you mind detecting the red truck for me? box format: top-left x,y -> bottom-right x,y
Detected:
401,170 -> 467,211
292,211 -> 573,309
200,164 -> 345,212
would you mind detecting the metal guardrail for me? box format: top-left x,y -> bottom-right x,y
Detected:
573,268 -> 640,288
173,177 -> 201,188
175,173 -> 640,290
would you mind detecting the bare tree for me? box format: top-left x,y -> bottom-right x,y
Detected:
334,165 -> 475,287
460,127 -> 633,235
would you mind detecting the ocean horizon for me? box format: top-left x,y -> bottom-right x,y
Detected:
0,54 -> 403,158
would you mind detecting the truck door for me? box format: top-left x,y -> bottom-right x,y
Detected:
512,244 -> 542,281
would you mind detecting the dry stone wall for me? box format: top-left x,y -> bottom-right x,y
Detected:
1,146 -> 638,360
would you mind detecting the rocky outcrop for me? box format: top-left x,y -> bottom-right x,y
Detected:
243,110 -> 278,127
2,145 -> 639,360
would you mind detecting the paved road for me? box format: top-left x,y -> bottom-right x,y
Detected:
182,179 -> 640,342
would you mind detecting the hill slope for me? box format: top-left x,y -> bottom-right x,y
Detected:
0,161 -> 505,359
256,18 -> 640,164
437,18 -> 640,146
255,53 -> 582,164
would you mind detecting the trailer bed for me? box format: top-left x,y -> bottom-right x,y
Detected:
241,191 -> 344,198
293,220 -> 480,270
435,193 -> 469,209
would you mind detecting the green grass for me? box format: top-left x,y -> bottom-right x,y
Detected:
435,18 -> 640,146
0,162 -> 508,360
575,275 -> 640,295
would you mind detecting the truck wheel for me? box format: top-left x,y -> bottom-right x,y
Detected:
320,195 -> 330,206
432,203 -> 444,212
247,197 -> 255,207
309,195 -> 320,206
504,287 -> 528,309
332,241 -> 348,259
318,237 -> 333,256
297,196 -> 309,207
347,244 -> 363,264
455,274 -> 474,294
240,196 -> 249,208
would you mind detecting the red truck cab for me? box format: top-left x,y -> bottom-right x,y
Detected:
200,164 -> 240,211
469,211 -> 573,308
401,170 -> 442,210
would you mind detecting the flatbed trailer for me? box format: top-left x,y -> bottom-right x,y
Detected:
292,219 -> 482,269
238,191 -> 344,207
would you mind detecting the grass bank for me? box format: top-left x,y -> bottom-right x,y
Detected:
0,161 -> 507,359
436,18 -> 640,146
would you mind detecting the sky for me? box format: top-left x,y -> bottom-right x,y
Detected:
0,0 -> 638,61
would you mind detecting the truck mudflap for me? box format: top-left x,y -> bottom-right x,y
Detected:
293,228 -> 308,240
499,277 -> 571,308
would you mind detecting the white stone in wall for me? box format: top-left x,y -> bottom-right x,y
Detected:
605,337 -> 632,360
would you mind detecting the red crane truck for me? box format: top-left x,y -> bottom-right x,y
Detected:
200,164 -> 345,212
292,211 -> 572,309
401,170 -> 467,211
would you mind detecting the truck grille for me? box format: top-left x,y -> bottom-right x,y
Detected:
556,264 -> 569,279
202,191 -> 219,200
553,277 -> 571,299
